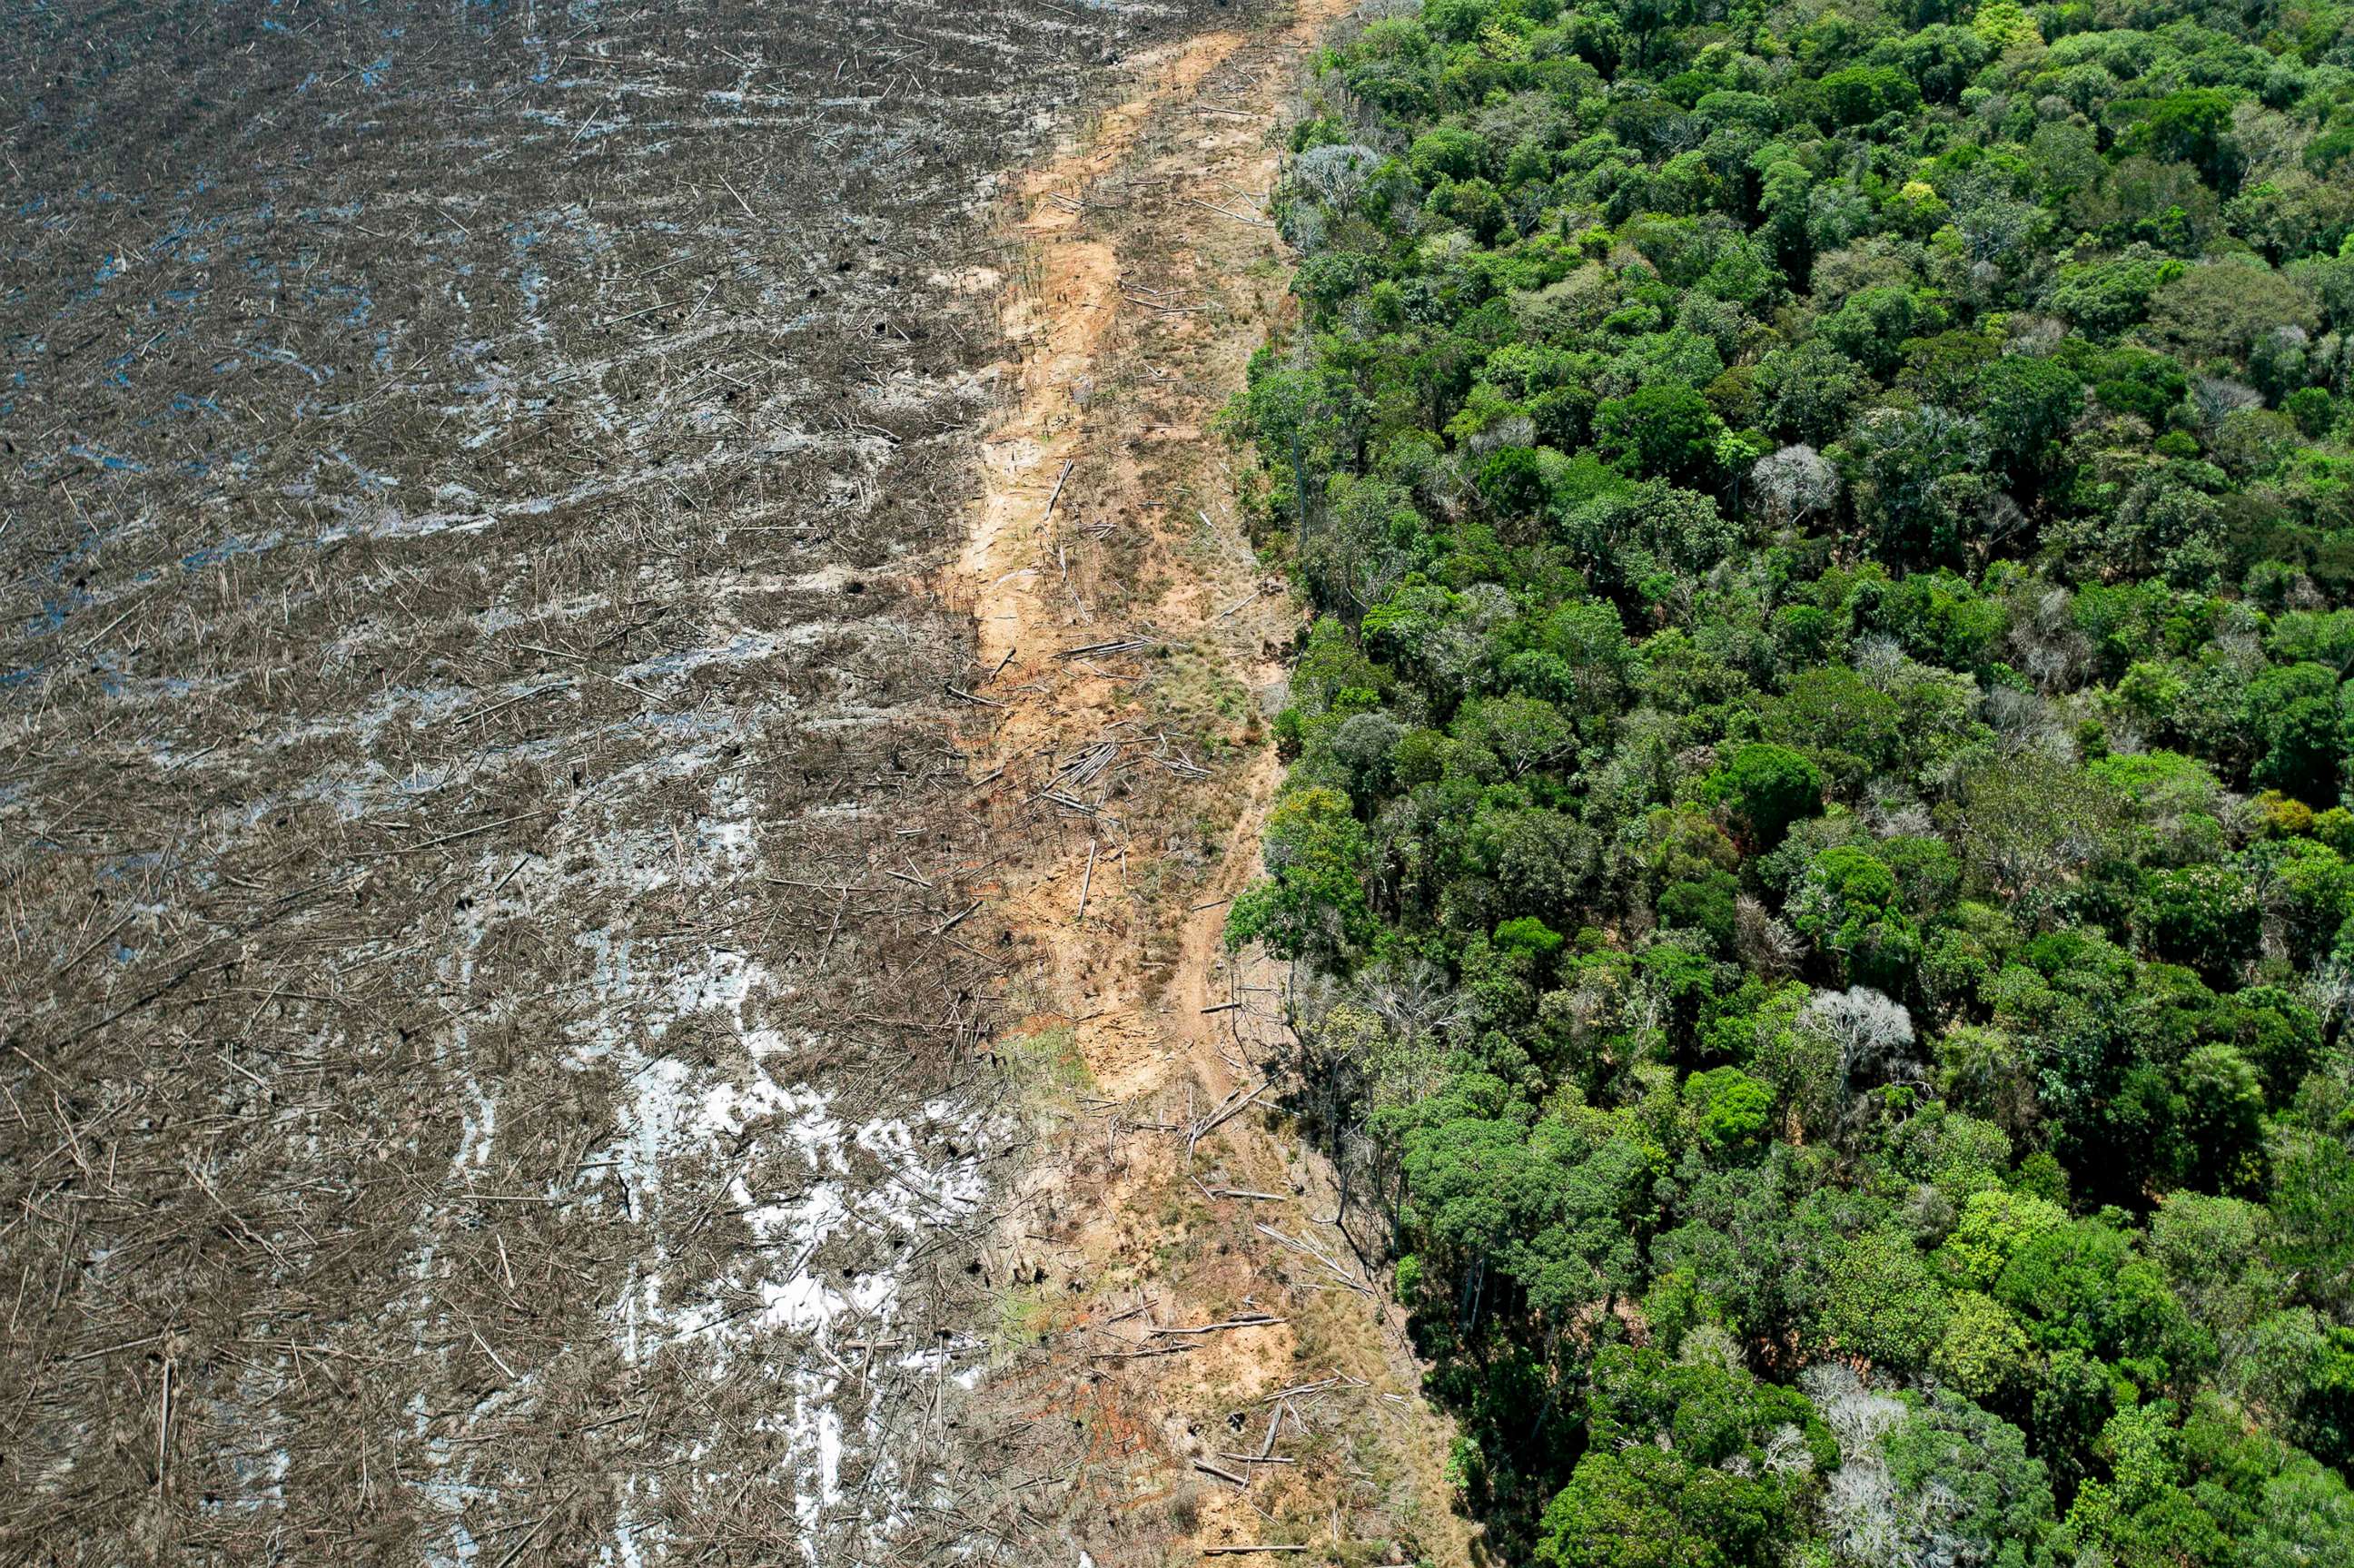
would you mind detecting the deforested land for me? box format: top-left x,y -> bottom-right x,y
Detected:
0,1 -> 1239,1561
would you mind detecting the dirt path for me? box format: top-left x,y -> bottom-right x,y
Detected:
947,6 -> 1479,1563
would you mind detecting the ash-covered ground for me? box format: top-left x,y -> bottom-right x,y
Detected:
0,1 -> 1211,1561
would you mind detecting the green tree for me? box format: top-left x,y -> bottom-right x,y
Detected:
1934,1290 -> 2040,1404
1703,743 -> 1825,849
1596,382 -> 1728,488
1817,65 -> 1923,126
2118,89 -> 2242,187
1685,1067 -> 1774,1159
1842,406 -> 1993,568
2136,864 -> 2260,985
1821,1226 -> 1949,1372
2052,1404 -> 2231,1568
2247,662 -> 2344,805
1535,1347 -> 1833,1568
1791,844 -> 1924,994
1227,787 -> 1375,964
1977,353 -> 2085,486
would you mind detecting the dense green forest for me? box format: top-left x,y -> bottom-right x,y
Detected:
1229,0 -> 2354,1560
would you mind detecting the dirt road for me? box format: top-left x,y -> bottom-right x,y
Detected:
948,6 -> 1479,1562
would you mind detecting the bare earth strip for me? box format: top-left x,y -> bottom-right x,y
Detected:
946,7 -> 1480,1563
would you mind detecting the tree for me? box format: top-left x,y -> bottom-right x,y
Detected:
1535,1347 -> 1832,1568
1660,869 -> 1741,953
1477,444 -> 1549,519
1817,65 -> 1922,126
2148,1193 -> 2283,1337
2136,864 -> 2260,985
1290,142 -> 1384,219
1227,787 -> 1376,965
1810,1365 -> 2058,1568
2052,1404 -> 2231,1568
1841,405 -> 1993,568
2173,1043 -> 2266,1195
1392,1092 -> 1658,1348
1596,382 -> 1727,488
2048,247 -> 2184,335
2247,661 -> 2344,805
1991,1217 -> 2196,1368
1977,354 -> 2085,487
1408,124 -> 1491,183
1937,1188 -> 2070,1291
1946,756 -> 2132,926
1791,844 -> 1923,994
1777,986 -> 1920,1145
2147,261 -> 2320,365
1686,1067 -> 1773,1159
1820,1227 -> 1949,1372
1249,7 -> 2354,1557
2270,1065 -> 2354,1319
1934,1291 -> 2039,1405
1704,744 -> 1825,849
2119,89 -> 2242,187
1822,286 -> 1930,378
1749,444 -> 1841,530
2243,1456 -> 2354,1568
1459,694 -> 1575,778
1563,481 -> 1741,611
1756,340 -> 1873,442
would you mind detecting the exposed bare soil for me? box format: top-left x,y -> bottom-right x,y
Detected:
945,9 -> 1479,1563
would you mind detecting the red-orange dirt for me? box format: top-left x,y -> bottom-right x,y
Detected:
946,6 -> 1479,1563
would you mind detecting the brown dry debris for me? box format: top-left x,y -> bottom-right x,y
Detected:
0,1 -> 1238,1563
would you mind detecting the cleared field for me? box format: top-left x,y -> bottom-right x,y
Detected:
0,2 -> 1212,1562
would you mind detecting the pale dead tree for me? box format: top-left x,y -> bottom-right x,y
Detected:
1464,412 -> 1538,457
1851,634 -> 1908,691
1364,955 -> 1465,1052
1761,1424 -> 1818,1480
2003,313 -> 2067,356
1802,985 -> 1919,1090
1804,1366 -> 1909,1566
2313,952 -> 2354,1035
1975,488 -> 2031,564
1955,195 -> 2043,270
1284,201 -> 1330,256
2006,584 -> 2089,693
1750,443 -> 1840,532
1868,797 -> 1936,840
2231,99 -> 2309,180
1735,894 -> 1805,978
1291,142 -> 1383,219
2192,373 -> 2265,427
1983,683 -> 2065,759
1678,1323 -> 1748,1372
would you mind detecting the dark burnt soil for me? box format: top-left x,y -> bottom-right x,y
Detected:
0,2 -> 1220,1563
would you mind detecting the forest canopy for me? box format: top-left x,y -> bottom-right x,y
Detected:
1232,0 -> 2354,1558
